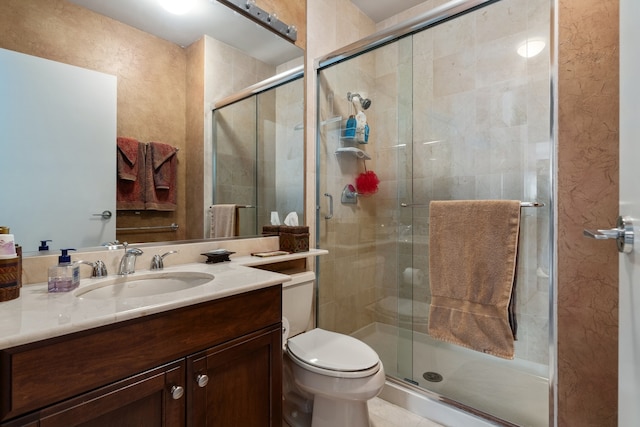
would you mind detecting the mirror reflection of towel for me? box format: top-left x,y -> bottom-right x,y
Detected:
117,137 -> 139,181
428,200 -> 521,359
210,205 -> 236,238
150,141 -> 178,189
145,141 -> 177,211
116,137 -> 146,210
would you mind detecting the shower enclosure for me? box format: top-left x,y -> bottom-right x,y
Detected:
316,0 -> 552,425
212,68 -> 304,237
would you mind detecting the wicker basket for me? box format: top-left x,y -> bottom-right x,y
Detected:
0,246 -> 21,302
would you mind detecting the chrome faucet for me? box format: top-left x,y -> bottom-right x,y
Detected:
77,260 -> 108,277
118,243 -> 143,275
150,251 -> 177,270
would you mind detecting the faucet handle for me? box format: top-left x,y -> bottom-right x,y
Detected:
93,260 -> 108,277
77,260 -> 108,278
151,250 -> 178,270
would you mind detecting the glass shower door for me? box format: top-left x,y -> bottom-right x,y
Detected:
316,0 -> 551,423
403,2 -> 551,424
315,38 -> 414,381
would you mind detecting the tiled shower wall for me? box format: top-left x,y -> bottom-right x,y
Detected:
317,51 -> 382,335
273,79 -> 305,225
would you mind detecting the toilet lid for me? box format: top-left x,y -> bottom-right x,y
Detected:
286,328 -> 379,372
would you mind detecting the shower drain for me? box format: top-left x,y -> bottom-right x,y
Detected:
423,371 -> 443,382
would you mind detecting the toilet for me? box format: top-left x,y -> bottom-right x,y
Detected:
282,271 -> 385,427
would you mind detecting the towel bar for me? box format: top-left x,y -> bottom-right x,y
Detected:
401,201 -> 545,208
116,223 -> 179,232
519,202 -> 545,208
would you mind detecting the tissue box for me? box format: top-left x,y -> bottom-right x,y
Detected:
279,226 -> 309,253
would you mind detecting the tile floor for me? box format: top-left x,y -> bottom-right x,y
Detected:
369,398 -> 444,427
283,397 -> 443,427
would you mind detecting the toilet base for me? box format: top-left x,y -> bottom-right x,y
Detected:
311,395 -> 371,427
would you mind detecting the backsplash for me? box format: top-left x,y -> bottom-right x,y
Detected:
19,237 -> 280,286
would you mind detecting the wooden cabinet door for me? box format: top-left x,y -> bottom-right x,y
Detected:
188,326 -> 282,427
2,360 -> 186,427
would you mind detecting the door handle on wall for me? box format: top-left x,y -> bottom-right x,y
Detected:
324,193 -> 333,219
92,210 -> 113,220
583,216 -> 634,253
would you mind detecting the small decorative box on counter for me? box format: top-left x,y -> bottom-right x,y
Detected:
279,226 -> 309,253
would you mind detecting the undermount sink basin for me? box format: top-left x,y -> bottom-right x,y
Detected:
75,271 -> 215,300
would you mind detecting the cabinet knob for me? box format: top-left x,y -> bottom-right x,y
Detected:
170,385 -> 184,400
196,374 -> 209,388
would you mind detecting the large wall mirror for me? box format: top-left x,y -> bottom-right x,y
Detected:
0,0 -> 304,254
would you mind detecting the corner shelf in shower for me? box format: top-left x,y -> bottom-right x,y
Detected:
320,116 -> 343,126
335,147 -> 371,160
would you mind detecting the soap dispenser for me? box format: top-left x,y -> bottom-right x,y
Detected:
39,240 -> 52,251
48,248 -> 80,292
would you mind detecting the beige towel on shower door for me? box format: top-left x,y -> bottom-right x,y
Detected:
209,204 -> 237,238
428,200 -> 521,359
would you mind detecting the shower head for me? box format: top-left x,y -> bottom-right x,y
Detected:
347,92 -> 372,110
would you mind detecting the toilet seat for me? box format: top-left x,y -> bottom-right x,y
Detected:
286,328 -> 381,379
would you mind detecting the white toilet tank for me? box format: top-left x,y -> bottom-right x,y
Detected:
282,271 -> 315,337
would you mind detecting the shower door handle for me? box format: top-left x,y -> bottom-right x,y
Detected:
583,216 -> 634,253
324,193 -> 333,219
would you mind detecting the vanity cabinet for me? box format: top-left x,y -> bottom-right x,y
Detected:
2,360 -> 186,427
188,327 -> 282,426
0,285 -> 282,427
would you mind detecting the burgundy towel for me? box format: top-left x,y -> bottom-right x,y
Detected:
145,141 -> 177,211
117,136 -> 139,181
428,200 -> 521,359
116,139 -> 146,210
150,141 -> 178,189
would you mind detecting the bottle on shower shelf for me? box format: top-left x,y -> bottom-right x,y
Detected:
345,115 -> 357,138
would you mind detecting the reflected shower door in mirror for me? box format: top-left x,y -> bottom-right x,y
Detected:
212,75 -> 304,238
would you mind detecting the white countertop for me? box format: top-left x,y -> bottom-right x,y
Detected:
0,249 -> 326,350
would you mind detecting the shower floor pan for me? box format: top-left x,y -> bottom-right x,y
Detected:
354,322 -> 549,427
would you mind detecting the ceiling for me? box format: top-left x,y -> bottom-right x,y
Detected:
67,0 -> 302,65
353,0 -> 429,23
67,0 -> 423,65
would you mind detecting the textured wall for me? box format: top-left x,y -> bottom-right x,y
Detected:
185,39 -> 206,240
557,0 -> 619,425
